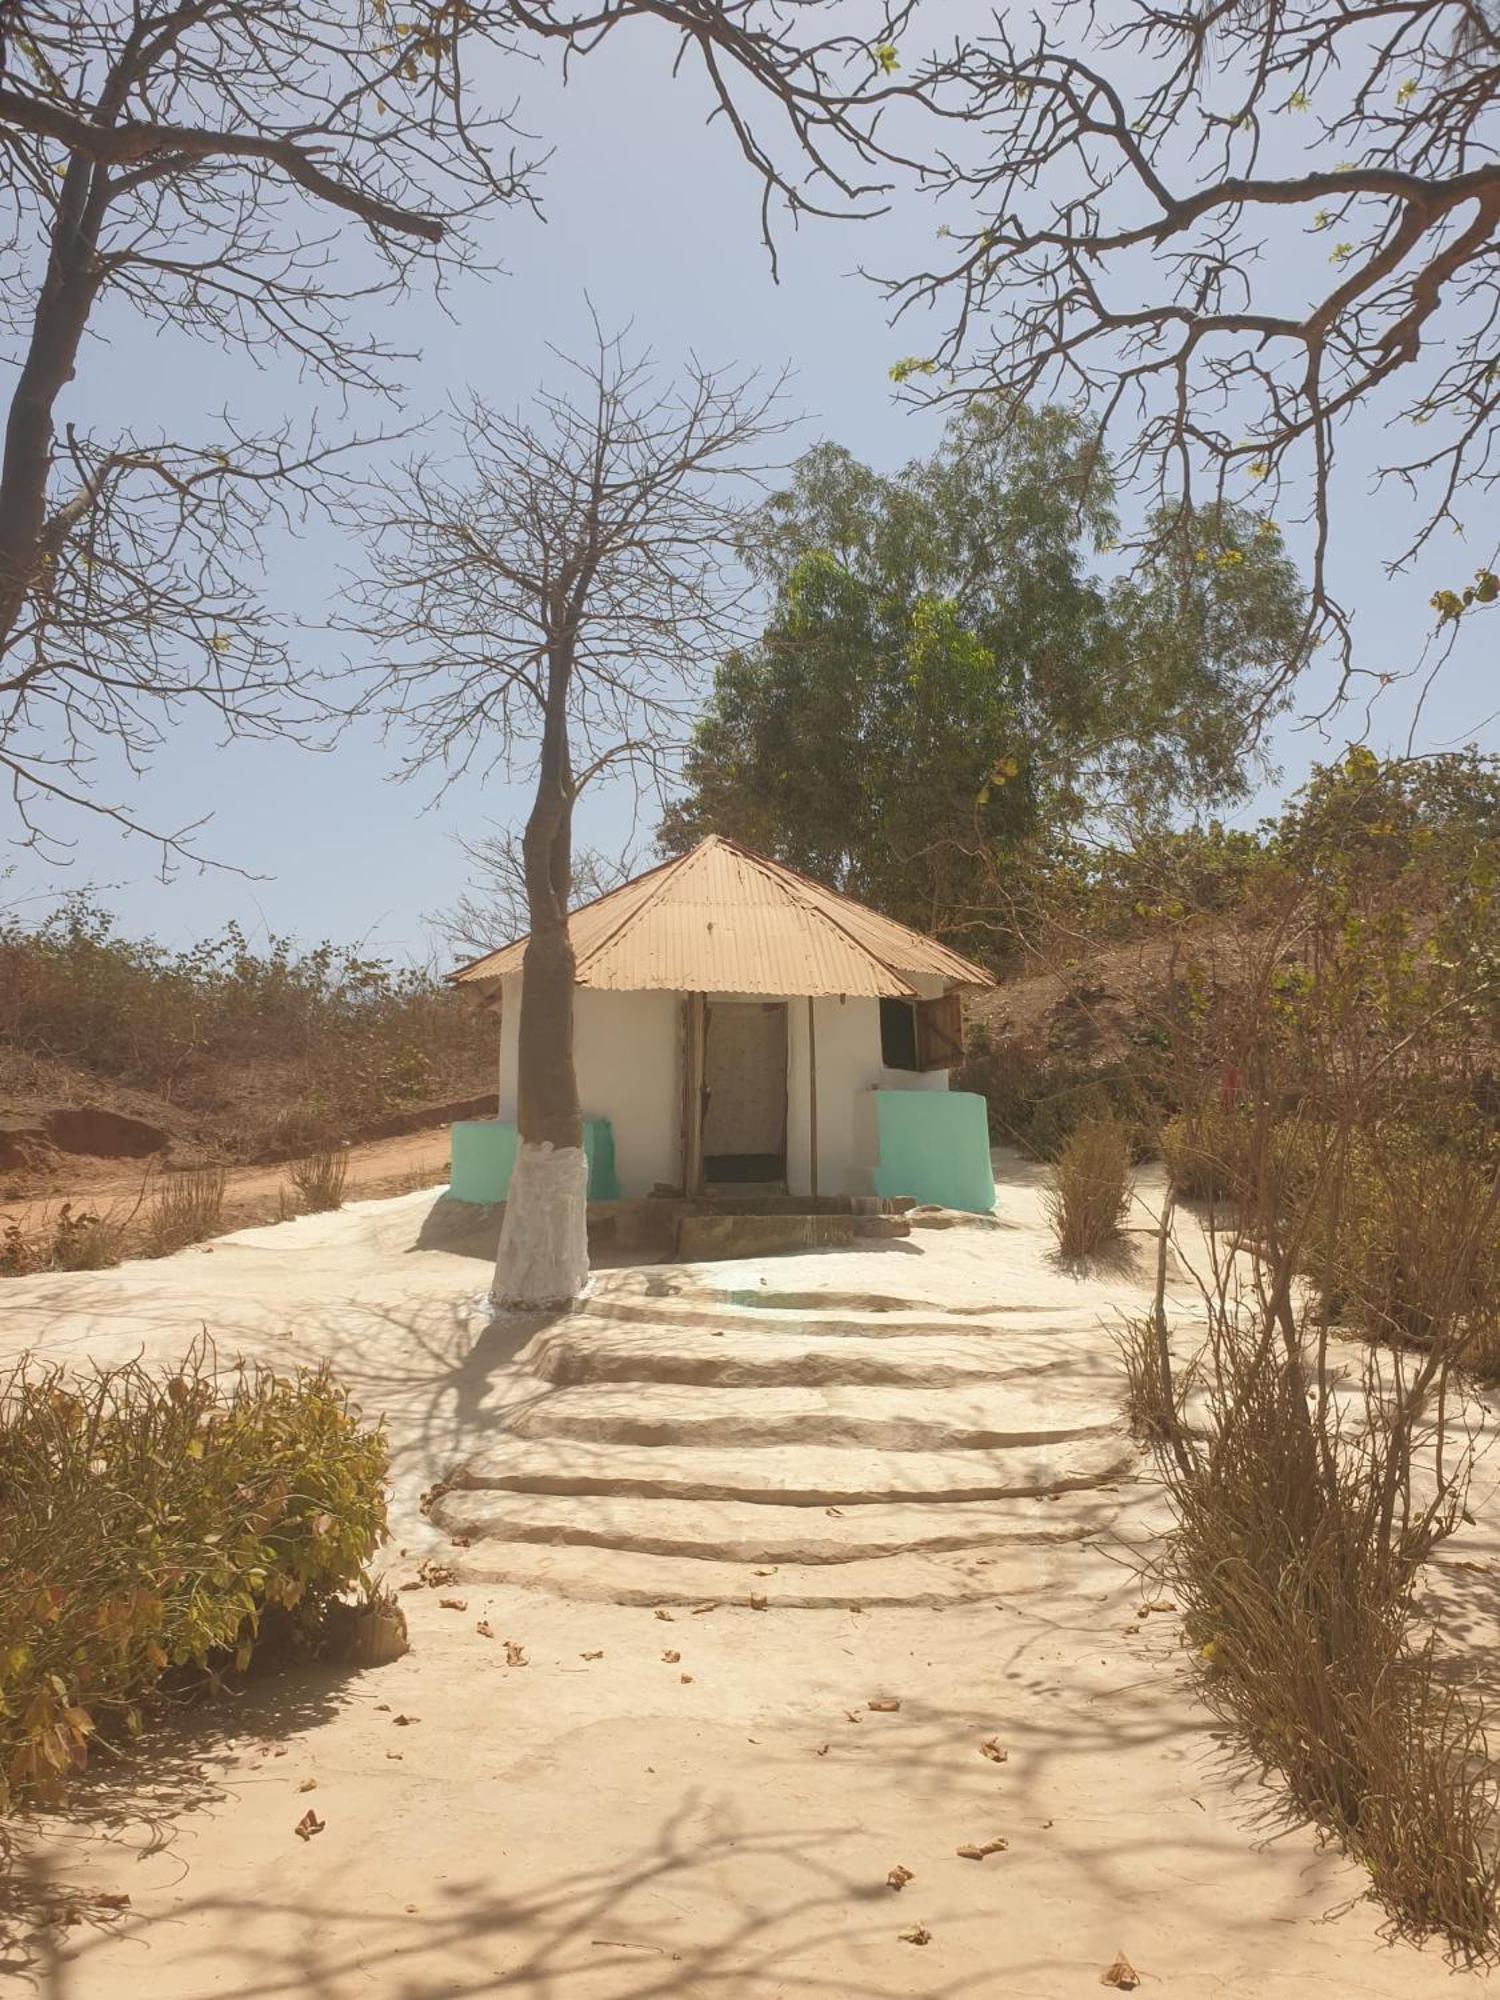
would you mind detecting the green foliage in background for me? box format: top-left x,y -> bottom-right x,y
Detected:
664,403 -> 1308,938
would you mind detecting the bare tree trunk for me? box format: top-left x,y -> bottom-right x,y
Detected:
491,661 -> 589,1309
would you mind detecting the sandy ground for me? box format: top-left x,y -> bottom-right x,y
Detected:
2,1163 -> 1497,1998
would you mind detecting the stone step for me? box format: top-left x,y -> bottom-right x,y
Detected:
502,1381 -> 1118,1452
445,1532 -> 1165,1609
449,1434 -> 1137,1506
432,1486 -> 1136,1564
524,1323 -> 1108,1391
578,1293 -> 1105,1341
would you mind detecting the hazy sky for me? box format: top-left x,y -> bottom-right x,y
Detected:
6,17 -> 1497,960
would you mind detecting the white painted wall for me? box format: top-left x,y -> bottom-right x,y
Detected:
785,992 -> 948,1199
497,976 -> 682,1198
495,975 -> 952,1199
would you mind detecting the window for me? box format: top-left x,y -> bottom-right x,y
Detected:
881,992 -> 966,1073
879,997 -> 919,1070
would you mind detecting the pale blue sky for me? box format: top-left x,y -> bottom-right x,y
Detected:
6,22 -> 1496,960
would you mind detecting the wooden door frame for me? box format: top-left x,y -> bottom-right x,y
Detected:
681,991 -> 707,1196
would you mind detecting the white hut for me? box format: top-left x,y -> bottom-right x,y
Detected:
448,835 -> 998,1214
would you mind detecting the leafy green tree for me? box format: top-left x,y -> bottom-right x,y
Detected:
664,404 -> 1308,939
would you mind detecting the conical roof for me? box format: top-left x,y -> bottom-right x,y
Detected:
449,835 -> 994,998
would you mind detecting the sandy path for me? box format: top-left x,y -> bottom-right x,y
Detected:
1,1172 -> 1494,1997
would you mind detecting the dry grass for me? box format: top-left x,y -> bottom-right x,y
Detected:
143,1166 -> 228,1258
1144,1302 -> 1499,1957
0,1203 -> 125,1276
1045,1116 -> 1132,1257
288,1147 -> 350,1215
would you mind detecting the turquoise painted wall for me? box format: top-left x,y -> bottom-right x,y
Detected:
449,1119 -> 620,1204
870,1090 -> 995,1214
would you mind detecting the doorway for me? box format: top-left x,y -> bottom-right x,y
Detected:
700,1000 -> 788,1187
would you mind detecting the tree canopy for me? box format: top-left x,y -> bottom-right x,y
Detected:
663,403 -> 1309,941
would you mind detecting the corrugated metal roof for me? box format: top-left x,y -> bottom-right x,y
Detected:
451,837 -> 996,998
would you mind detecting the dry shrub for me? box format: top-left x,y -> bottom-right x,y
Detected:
1159,1107 -> 1244,1201
0,1340 -> 388,1808
1045,1116 -> 1132,1257
0,1203 -> 124,1276
1150,1300 -> 1499,1956
0,895 -> 485,1164
288,1147 -> 349,1214
143,1165 -> 227,1257
1301,1126 -> 1500,1367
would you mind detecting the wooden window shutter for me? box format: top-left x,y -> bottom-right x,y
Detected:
915,991 -> 965,1071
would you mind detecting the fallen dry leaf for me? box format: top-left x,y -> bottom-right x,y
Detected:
814,1743 -> 831,1757
898,1924 -> 931,1946
679,1673 -> 694,1684
580,1650 -> 604,1661
654,1608 -> 675,1622
298,1778 -> 318,1793
89,1892 -> 131,1911
956,1837 -> 1008,1860
1100,1953 -> 1139,1990
438,1597 -> 468,1612
392,1714 -> 420,1727
418,1558 -> 458,1588
886,1864 -> 914,1891
691,1602 -> 718,1615
503,1640 -> 528,1667
979,1737 -> 1008,1763
386,1751 -> 404,1760
476,1620 -> 494,1639
1140,1600 -> 1175,1614
752,1567 -> 776,1577
662,1649 -> 681,1664
867,1696 -> 901,1713
845,1709 -> 862,1723
825,1506 -> 845,1517
294,1809 -> 325,1841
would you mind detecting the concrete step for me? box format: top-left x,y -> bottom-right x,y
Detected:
445,1530 -> 1165,1609
448,1434 -> 1137,1506
501,1381 -> 1119,1451
578,1292 -> 1107,1341
432,1486 -> 1137,1564
674,1213 -> 910,1261
524,1323 -> 1105,1391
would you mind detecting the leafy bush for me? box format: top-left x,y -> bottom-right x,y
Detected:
288,1148 -> 350,1215
143,1166 -> 228,1257
1046,1116 -> 1132,1258
0,1342 -> 387,1808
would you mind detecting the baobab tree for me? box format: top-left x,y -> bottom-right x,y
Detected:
896,0 -> 1500,700
351,334 -> 786,1307
0,0 -> 915,858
